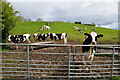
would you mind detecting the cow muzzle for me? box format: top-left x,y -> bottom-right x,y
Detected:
92,42 -> 96,44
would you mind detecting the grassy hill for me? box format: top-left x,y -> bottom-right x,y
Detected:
9,21 -> 120,44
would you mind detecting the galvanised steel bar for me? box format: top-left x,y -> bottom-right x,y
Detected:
70,64 -> 120,67
29,60 -> 68,63
70,68 -> 119,71
0,71 -> 27,73
29,52 -> 68,55
0,59 -> 27,62
30,75 -> 68,78
0,67 -> 27,69
29,72 -> 68,74
72,47 -> 75,80
29,68 -> 68,70
70,52 -> 119,55
0,43 -> 120,47
110,46 -> 115,79
27,45 -> 30,80
0,52 -> 26,54
70,60 -> 119,63
70,71 -> 120,75
68,46 -> 71,79
0,43 -> 71,46
1,74 -> 28,77
70,75 -> 111,78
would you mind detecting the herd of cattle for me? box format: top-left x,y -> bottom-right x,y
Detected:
7,25 -> 103,63
8,32 -> 67,44
74,26 -> 96,33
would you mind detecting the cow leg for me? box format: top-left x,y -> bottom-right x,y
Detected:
82,53 -> 86,65
64,38 -> 67,44
16,45 -> 18,50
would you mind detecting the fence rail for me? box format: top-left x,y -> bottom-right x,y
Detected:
0,43 -> 120,80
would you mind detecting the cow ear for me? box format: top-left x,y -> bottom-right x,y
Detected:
97,34 -> 103,38
84,33 -> 88,35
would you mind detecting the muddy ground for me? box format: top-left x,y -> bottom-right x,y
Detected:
1,40 -> 120,79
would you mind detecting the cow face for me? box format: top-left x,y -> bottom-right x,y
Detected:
8,35 -> 11,42
84,32 -> 103,45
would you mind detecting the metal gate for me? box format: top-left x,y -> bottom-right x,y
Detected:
0,43 -> 120,80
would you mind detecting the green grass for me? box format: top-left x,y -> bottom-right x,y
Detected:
9,21 -> 119,44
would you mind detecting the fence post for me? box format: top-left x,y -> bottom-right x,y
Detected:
68,46 -> 71,79
73,47 -> 75,78
110,46 -> 115,79
27,45 -> 30,80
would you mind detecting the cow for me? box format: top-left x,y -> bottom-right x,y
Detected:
74,26 -> 79,30
33,33 -> 48,42
74,26 -> 76,29
84,26 -> 87,31
78,30 -> 83,33
92,28 -> 96,31
47,33 -> 67,44
82,31 -> 103,65
39,27 -> 43,30
43,25 -> 50,30
8,34 -> 31,49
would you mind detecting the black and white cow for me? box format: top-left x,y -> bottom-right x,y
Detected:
78,30 -> 83,33
82,31 -> 103,64
84,26 -> 87,31
33,33 -> 48,42
47,33 -> 67,44
39,27 -> 43,30
92,28 -> 96,31
8,34 -> 31,49
43,25 -> 50,30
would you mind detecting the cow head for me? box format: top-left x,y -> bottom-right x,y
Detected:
83,31 -> 103,45
8,35 -> 11,42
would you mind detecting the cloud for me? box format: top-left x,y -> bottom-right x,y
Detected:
101,22 -> 119,30
9,1 -> 118,29
7,0 -> 119,2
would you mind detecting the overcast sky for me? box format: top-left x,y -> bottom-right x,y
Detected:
7,0 -> 119,30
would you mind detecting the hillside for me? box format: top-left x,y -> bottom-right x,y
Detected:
9,21 -> 120,44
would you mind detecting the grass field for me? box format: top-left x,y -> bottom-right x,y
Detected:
9,21 -> 120,44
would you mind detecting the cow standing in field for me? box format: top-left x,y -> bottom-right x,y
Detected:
47,33 -> 67,44
8,34 -> 31,49
84,26 -> 87,31
74,26 -> 79,30
33,33 -> 48,42
82,31 -> 103,65
78,30 -> 83,33
92,28 -> 96,31
43,25 -> 50,30
39,27 -> 43,30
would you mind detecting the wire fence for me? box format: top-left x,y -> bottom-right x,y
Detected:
0,43 -> 120,80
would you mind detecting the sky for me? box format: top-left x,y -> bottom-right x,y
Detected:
7,0 -> 120,30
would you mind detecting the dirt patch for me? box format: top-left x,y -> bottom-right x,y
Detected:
1,40 -> 120,79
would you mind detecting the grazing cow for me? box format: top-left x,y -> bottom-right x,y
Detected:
74,26 -> 76,29
47,33 -> 67,44
43,25 -> 50,30
51,21 -> 54,24
78,30 -> 83,33
46,22 -> 49,25
76,27 -> 79,30
33,33 -> 48,42
39,27 -> 43,30
8,34 -> 31,49
82,31 -> 103,64
74,26 -> 79,30
92,28 -> 96,31
84,26 -> 87,31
